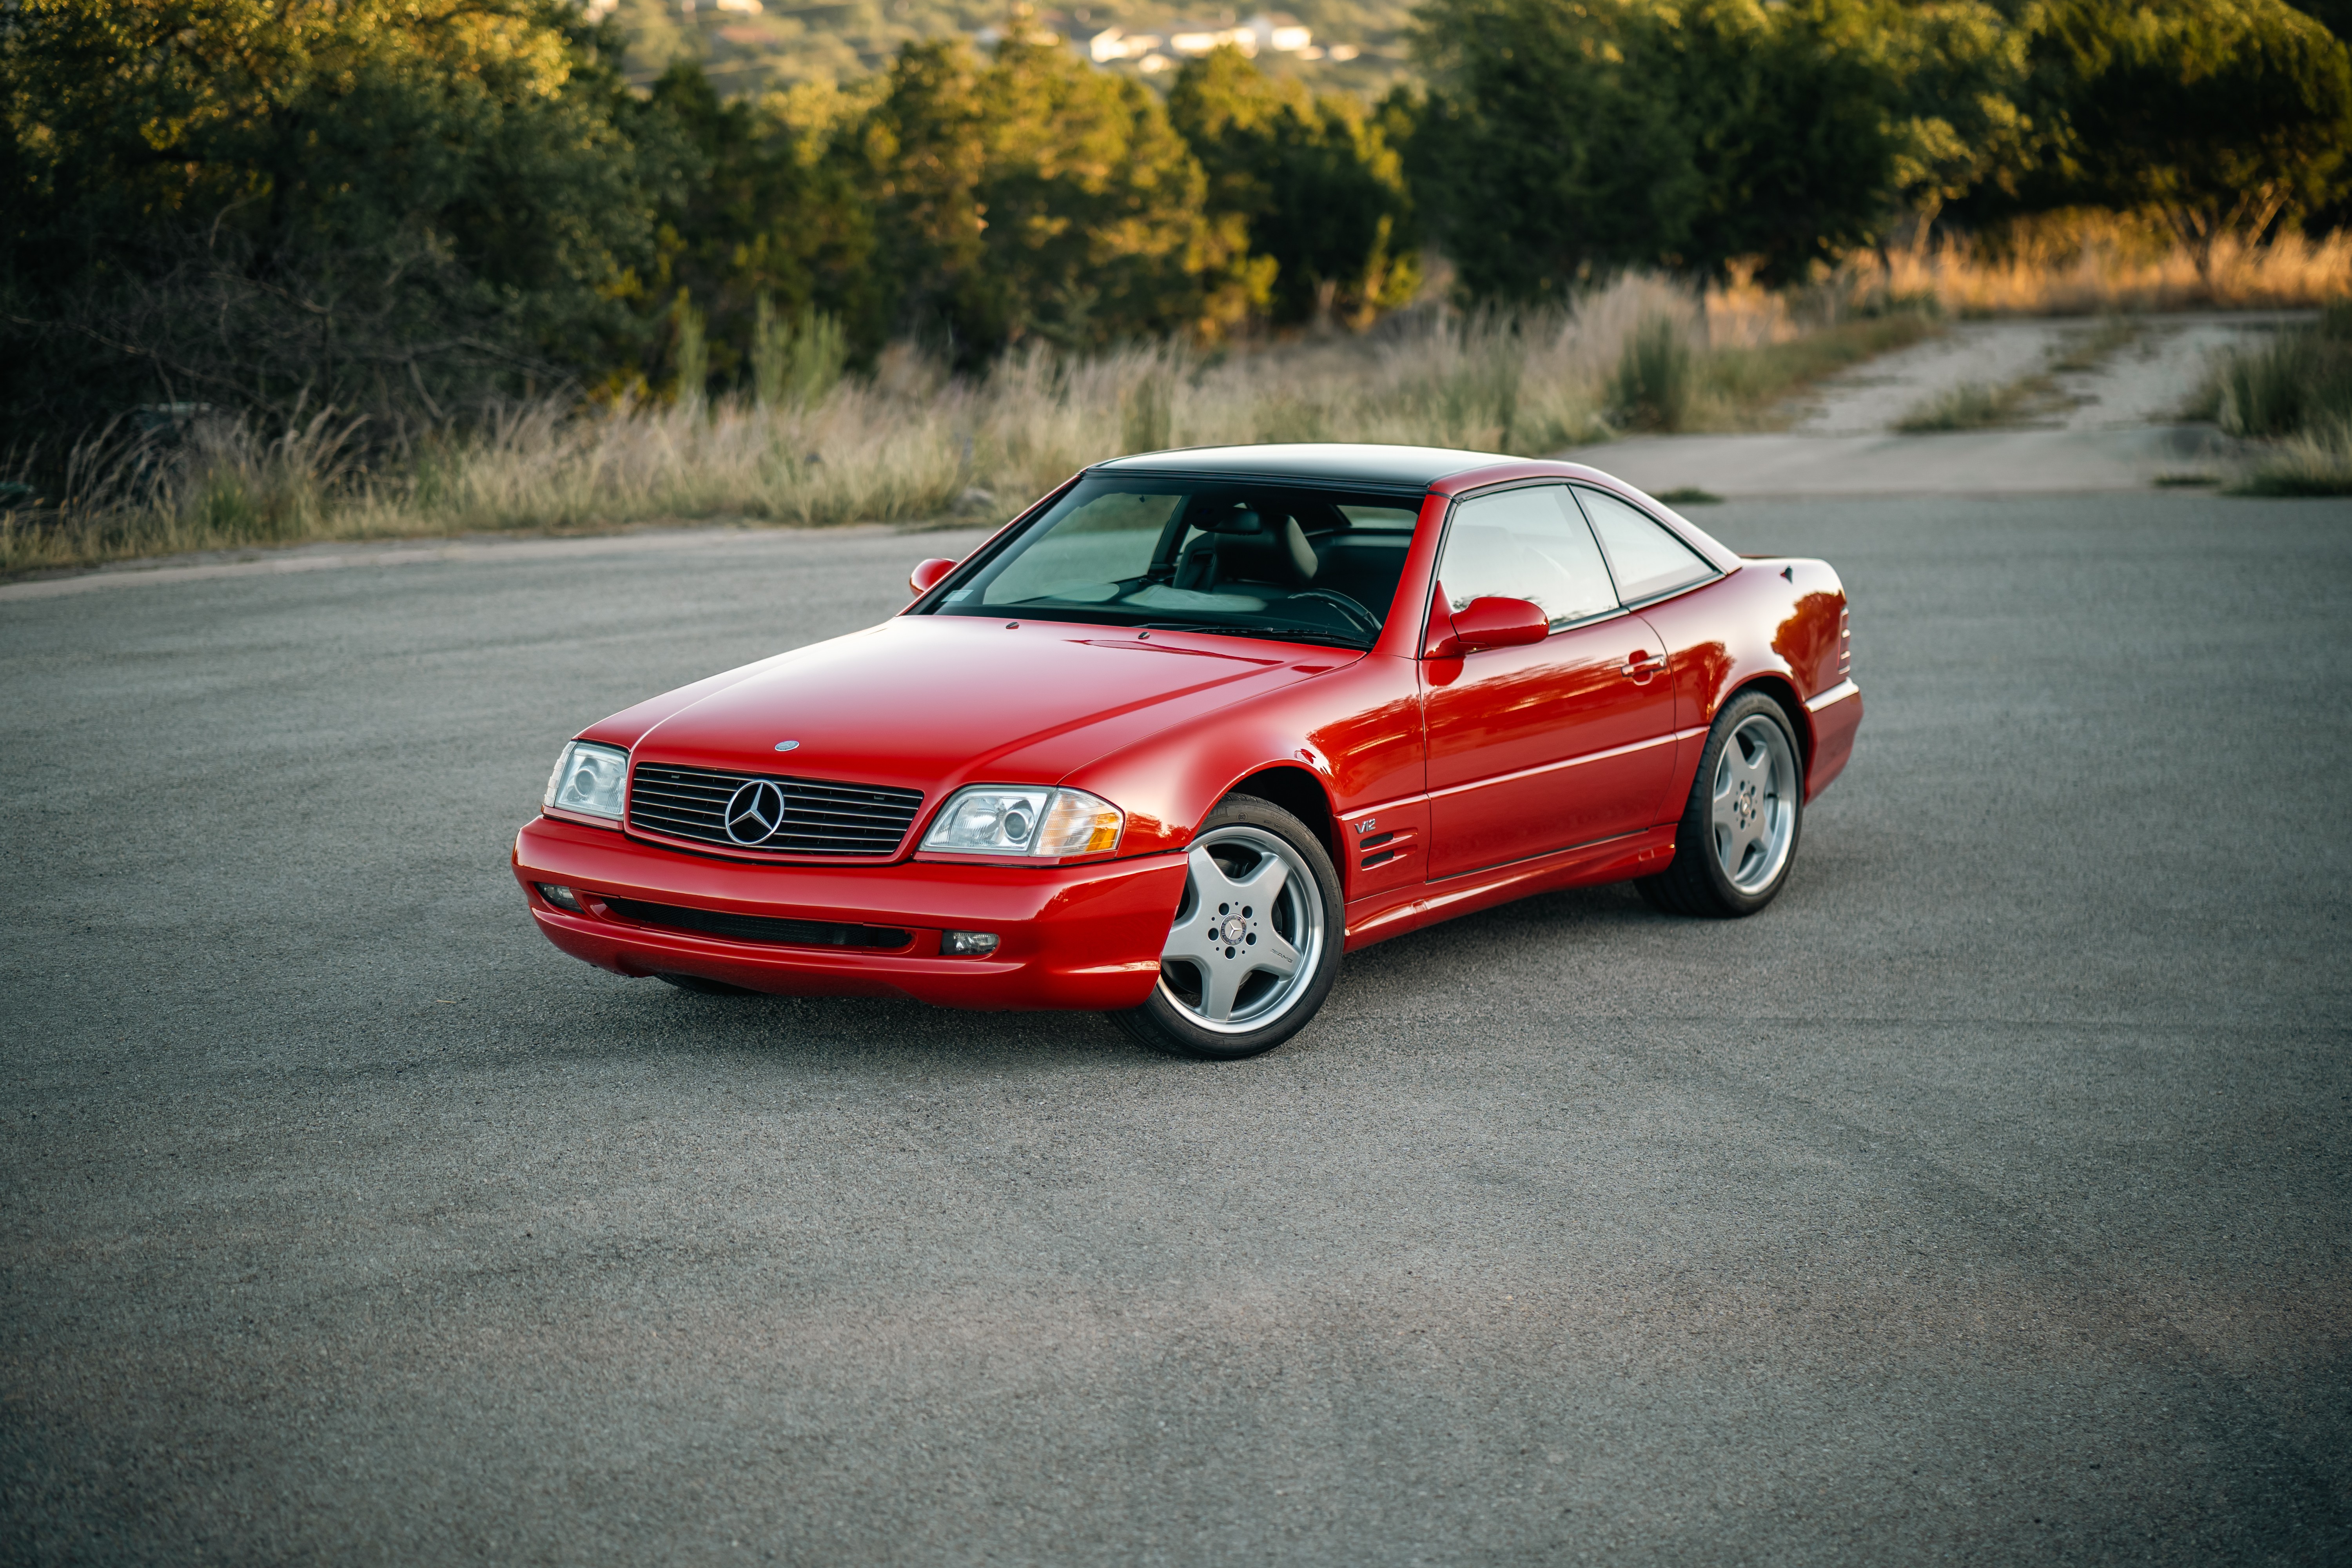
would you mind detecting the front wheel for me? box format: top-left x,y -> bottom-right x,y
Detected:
1110,795 -> 1345,1060
1638,690 -> 1805,917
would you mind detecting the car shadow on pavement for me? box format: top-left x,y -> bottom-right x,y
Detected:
497,880 -> 1673,1079
586,978 -> 1158,1072
1333,880 -> 1662,973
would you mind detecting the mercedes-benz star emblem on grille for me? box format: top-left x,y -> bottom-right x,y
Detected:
723,779 -> 788,844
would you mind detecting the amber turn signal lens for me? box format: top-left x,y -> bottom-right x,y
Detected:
1034,789 -> 1124,855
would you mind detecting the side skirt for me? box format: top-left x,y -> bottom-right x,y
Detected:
1340,823 -> 1679,952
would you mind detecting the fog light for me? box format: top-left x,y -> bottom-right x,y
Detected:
536,883 -> 583,911
942,930 -> 1000,956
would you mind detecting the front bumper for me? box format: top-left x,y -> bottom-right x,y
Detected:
513,816 -> 1188,1009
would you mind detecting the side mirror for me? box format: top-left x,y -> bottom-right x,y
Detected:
909,557 -> 957,597
1444,595 -> 1550,654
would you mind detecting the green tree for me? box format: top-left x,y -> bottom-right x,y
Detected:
860,36 -> 1259,362
640,62 -> 880,392
1,0 -> 658,434
1169,45 -> 1417,327
1671,0 -> 1910,285
2288,0 -> 2352,39
2021,0 -> 2352,272
1408,0 -> 1702,299
1878,0 -> 2038,229
1409,0 -> 1930,294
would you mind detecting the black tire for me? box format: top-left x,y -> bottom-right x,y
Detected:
1637,689 -> 1806,918
658,972 -> 759,996
1109,794 -> 1346,1061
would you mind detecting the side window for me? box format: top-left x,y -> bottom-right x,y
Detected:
1574,487 -> 1716,603
1434,485 -> 1619,628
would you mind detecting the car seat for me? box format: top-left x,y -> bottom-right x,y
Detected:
1173,509 -> 1318,592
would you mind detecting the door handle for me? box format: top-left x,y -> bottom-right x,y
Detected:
1620,651 -> 1668,681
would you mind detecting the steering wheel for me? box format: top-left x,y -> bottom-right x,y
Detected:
1287,589 -> 1385,639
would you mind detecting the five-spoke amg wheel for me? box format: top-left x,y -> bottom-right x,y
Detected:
1111,795 -> 1344,1060
1639,690 -> 1805,917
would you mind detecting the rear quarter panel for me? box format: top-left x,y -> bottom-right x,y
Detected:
1635,559 -> 1853,805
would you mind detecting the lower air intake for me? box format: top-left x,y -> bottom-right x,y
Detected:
606,898 -> 912,951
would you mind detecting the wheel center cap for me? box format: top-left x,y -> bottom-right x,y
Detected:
1221,916 -> 1247,944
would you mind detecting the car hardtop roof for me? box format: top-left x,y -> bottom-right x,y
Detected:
1079,445 -> 1742,572
1093,442 -> 1531,488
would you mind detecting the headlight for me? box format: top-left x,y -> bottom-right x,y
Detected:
922,786 -> 1124,857
544,741 -> 628,821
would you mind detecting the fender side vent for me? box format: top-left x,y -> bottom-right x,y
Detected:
1360,849 -> 1396,869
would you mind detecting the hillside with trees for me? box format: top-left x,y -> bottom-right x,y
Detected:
2,0 -> 2347,527
593,0 -> 1420,97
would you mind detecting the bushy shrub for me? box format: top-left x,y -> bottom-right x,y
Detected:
2209,306 -> 2352,494
2214,325 -> 2352,436
1609,317 -> 1696,432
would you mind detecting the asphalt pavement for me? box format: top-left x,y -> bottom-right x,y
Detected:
3,494 -> 2348,1564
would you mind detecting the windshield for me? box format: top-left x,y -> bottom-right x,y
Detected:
926,477 -> 1423,648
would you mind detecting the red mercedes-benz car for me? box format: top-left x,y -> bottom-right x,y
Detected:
515,444 -> 1859,1059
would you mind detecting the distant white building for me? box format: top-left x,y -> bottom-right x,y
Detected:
1096,14 -> 1316,62
1089,26 -> 1164,62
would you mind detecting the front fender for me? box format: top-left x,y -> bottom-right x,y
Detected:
1067,652 -> 1427,863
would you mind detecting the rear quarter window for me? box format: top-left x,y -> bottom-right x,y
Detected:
1574,487 -> 1717,603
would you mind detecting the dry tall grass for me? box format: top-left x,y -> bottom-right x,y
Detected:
2201,304 -> 2352,495
2238,416 -> 2352,495
1868,213 -> 2352,316
11,227 -> 2343,577
4,276 -> 1761,575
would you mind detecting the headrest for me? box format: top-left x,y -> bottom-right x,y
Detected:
1196,506 -> 1268,534
1214,511 -> 1318,586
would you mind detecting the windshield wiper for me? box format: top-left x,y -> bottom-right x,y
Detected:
1137,621 -> 1371,650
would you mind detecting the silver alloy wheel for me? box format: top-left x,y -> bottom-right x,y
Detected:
1156,824 -> 1326,1035
1711,713 -> 1798,894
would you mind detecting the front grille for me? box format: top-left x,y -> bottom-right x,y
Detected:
606,897 -> 912,950
628,763 -> 924,857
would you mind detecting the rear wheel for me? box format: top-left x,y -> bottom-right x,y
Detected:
1638,690 -> 1804,917
1111,795 -> 1344,1060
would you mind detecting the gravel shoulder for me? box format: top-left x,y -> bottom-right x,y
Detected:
1568,311 -> 2298,499
1789,310 -> 2302,435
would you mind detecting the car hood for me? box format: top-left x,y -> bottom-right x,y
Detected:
621,615 -> 1350,795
